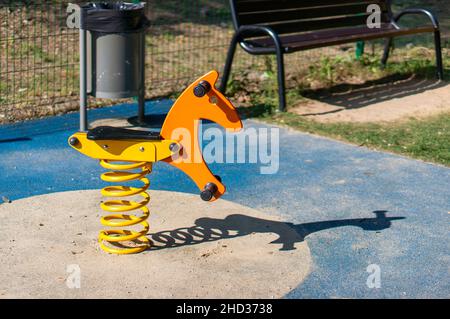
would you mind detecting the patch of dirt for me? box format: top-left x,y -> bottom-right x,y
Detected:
290,75 -> 450,123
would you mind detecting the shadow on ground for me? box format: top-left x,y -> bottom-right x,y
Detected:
147,210 -> 405,251
299,73 -> 447,114
236,71 -> 448,119
0,137 -> 32,143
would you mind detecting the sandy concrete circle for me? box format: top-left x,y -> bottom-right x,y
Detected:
0,190 -> 311,298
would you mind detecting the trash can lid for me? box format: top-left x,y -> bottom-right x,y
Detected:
80,1 -> 149,33
82,2 -> 146,11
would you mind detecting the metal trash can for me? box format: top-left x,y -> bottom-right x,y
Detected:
77,1 -> 150,130
81,2 -> 149,98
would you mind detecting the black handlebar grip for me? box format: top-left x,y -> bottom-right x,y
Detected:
194,80 -> 212,98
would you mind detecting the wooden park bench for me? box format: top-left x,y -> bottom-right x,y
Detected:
219,0 -> 444,111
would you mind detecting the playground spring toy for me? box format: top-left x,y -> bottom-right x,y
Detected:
68,71 -> 243,254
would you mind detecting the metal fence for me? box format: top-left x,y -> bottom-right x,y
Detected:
0,0 -> 448,122
0,0 -> 240,120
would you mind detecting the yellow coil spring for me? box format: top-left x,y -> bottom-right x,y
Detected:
98,160 -> 152,254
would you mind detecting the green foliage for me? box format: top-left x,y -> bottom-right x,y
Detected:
239,48 -> 450,166
261,111 -> 450,166
20,43 -> 54,63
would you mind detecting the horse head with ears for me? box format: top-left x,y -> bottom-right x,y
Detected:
160,70 -> 243,202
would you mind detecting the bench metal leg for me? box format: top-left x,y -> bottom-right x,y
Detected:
381,38 -> 392,67
221,30 -> 286,112
383,32 -> 443,80
220,34 -> 239,94
275,49 -> 286,112
434,30 -> 444,80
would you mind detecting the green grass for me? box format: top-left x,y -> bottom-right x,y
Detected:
255,111 -> 450,166
236,49 -> 450,167
0,81 -> 7,103
20,44 -> 54,63
304,47 -> 450,86
227,47 -> 449,105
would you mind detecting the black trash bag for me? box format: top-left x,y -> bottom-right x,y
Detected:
80,1 -> 150,33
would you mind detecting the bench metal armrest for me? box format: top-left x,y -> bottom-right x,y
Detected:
393,8 -> 439,30
235,25 -> 284,54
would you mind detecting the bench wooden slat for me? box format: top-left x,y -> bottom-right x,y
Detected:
238,3 -> 389,25
235,0 -> 387,14
262,14 -> 391,35
246,24 -> 435,51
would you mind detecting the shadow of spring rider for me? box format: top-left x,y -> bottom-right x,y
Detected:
68,71 -> 243,254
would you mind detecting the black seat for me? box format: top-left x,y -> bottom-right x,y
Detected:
87,126 -> 161,141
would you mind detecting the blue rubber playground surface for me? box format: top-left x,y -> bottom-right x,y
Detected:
0,100 -> 449,298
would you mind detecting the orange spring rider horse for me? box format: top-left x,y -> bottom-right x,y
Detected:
68,70 -> 243,254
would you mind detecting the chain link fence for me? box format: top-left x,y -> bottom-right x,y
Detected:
0,0 -> 448,122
